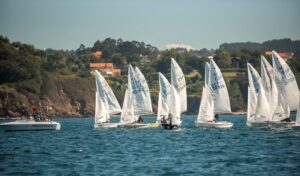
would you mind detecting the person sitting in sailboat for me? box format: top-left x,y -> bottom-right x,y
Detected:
161,116 -> 168,124
214,114 -> 219,121
137,116 -> 144,123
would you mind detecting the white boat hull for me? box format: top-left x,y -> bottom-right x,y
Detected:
246,121 -> 269,128
94,123 -> 120,128
268,121 -> 295,128
292,125 -> 300,130
247,121 -> 295,128
117,123 -> 152,129
195,121 -> 233,128
0,120 -> 61,131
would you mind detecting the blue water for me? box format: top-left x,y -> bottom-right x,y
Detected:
1,115 -> 300,176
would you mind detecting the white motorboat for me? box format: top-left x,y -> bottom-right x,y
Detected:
0,119 -> 60,131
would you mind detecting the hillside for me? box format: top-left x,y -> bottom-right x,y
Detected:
1,36 -> 300,117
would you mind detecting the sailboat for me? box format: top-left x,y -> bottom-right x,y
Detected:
94,70 -> 122,128
195,61 -> 233,128
162,84 -> 182,129
118,65 -> 153,128
156,73 -> 171,124
267,51 -> 297,127
246,63 -> 271,127
159,58 -> 186,129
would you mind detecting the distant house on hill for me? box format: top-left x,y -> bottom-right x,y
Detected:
92,51 -> 103,59
90,63 -> 121,77
265,51 -> 294,61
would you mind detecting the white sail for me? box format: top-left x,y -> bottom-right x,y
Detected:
95,91 -> 109,123
247,63 -> 260,94
120,89 -> 137,123
247,88 -> 257,122
171,58 -> 187,113
128,65 -> 153,116
209,59 -> 231,113
170,84 -> 181,125
204,62 -> 210,86
247,63 -> 270,122
254,83 -> 270,122
197,86 -> 214,122
95,70 -> 121,115
260,56 -> 278,120
157,73 -> 171,123
296,95 -> 300,125
272,50 -> 299,111
272,94 -> 290,121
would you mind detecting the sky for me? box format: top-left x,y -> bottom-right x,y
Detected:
0,0 -> 299,50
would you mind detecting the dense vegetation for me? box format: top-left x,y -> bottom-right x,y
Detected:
0,35 -> 300,116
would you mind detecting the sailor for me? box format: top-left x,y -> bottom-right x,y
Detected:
137,116 -> 144,123
280,118 -> 291,122
161,116 -> 168,124
214,114 -> 219,121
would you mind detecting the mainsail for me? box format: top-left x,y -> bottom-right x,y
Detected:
95,70 -> 121,115
197,86 -> 214,122
95,91 -> 108,123
128,65 -> 153,116
260,56 -> 278,119
197,62 -> 214,122
296,96 -> 300,125
170,84 -> 181,125
120,89 -> 137,123
272,50 -> 299,111
171,58 -> 187,113
157,73 -> 171,123
247,63 -> 269,122
94,70 -> 121,124
209,59 -> 231,113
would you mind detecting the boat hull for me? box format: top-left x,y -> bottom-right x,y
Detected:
0,121 -> 61,131
268,121 -> 295,128
161,123 -> 179,130
94,123 -> 120,128
292,125 -> 300,130
247,121 -> 295,128
195,121 -> 233,128
246,121 -> 269,128
117,123 -> 152,129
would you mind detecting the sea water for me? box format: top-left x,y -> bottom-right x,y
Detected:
1,115 -> 300,176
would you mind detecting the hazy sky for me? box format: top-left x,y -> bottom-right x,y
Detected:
0,0 -> 299,50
